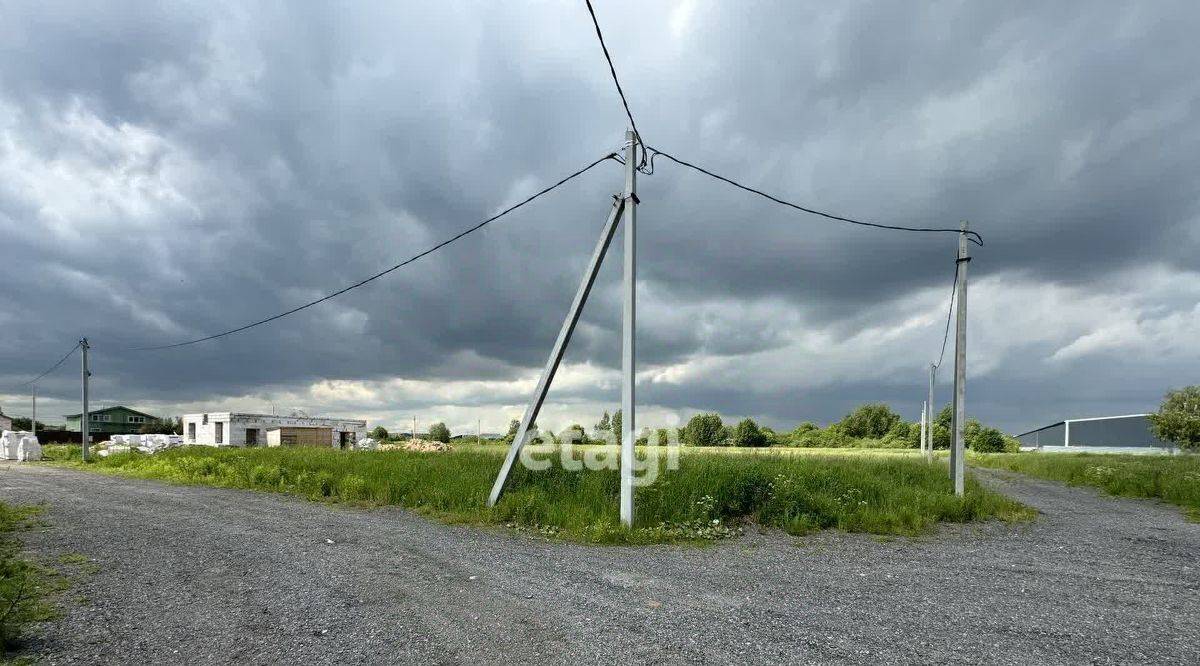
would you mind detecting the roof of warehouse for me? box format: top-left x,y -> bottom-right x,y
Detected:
1015,413 -> 1152,438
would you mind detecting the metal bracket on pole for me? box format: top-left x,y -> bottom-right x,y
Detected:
487,197 -> 627,507
952,222 -> 969,496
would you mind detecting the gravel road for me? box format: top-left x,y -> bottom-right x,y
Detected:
2,463 -> 1197,665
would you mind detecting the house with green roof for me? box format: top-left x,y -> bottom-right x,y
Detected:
64,406 -> 161,435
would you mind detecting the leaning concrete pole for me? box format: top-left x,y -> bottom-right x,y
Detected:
31,386 -> 37,439
619,130 -> 638,527
487,197 -> 626,506
952,223 -> 970,496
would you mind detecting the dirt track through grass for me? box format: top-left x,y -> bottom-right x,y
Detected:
973,452 -> 1200,520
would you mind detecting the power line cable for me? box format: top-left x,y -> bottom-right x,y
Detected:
933,267 -> 958,369
647,147 -> 985,246
19,342 -> 79,387
137,152 -> 621,351
584,0 -> 649,172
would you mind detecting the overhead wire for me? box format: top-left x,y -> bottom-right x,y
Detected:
584,0 -> 650,173
137,152 -> 621,351
933,267 -> 958,369
646,147 -> 984,246
19,342 -> 80,387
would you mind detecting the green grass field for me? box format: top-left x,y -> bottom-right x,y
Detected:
972,452 -> 1200,521
42,444 -> 1029,543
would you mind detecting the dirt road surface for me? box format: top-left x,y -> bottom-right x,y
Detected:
2,463 -> 1196,665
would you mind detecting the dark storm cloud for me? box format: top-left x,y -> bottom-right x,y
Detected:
2,0 -> 1198,432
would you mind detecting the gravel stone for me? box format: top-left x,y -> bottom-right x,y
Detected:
1,463 -> 1196,665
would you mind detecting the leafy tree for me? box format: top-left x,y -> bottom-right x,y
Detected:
139,417 -> 182,435
838,403 -> 901,439
730,418 -> 768,447
369,426 -> 389,440
562,424 -> 589,445
969,426 -> 1007,453
883,421 -> 919,448
1150,386 -> 1200,450
682,413 -> 725,447
931,423 -> 951,450
935,405 -> 953,429
791,422 -> 819,435
611,409 -> 622,439
9,417 -> 47,431
503,419 -> 521,445
595,411 -> 611,432
655,428 -> 679,447
760,426 -> 787,447
963,419 -> 982,447
428,422 -> 451,443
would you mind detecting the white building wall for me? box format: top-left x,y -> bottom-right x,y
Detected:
182,412 -> 366,448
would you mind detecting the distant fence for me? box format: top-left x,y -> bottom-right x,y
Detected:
33,429 -> 90,444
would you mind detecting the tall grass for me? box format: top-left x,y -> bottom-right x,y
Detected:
49,446 -> 1031,543
973,452 -> 1200,521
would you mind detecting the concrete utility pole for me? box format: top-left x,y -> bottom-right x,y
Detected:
952,222 -> 970,496
412,416 -> 417,442
926,364 -> 936,463
477,418 -> 481,444
31,386 -> 37,438
619,130 -> 638,527
919,400 -> 927,458
80,337 -> 90,461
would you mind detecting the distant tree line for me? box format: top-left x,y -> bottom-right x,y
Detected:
569,403 -> 1018,452
387,401 -> 1022,453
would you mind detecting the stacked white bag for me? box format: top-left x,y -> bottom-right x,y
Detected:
17,434 -> 42,461
1,431 -> 41,461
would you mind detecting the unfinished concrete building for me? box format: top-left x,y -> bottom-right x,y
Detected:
181,412 -> 366,449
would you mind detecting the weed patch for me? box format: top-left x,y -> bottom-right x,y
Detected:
47,446 -> 1030,543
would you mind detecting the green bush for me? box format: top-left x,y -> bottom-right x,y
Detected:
731,418 -> 768,448
969,427 -> 1007,453
428,422 -> 451,443
792,425 -> 853,448
683,413 -> 726,447
931,423 -> 951,450
369,426 -> 389,440
1150,386 -> 1200,449
839,403 -> 902,439
882,421 -> 919,449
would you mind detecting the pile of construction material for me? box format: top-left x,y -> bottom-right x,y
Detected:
0,431 -> 42,461
98,434 -> 184,456
354,437 -> 379,451
378,438 -> 453,453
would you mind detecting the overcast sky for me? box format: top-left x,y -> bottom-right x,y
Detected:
2,1 -> 1198,436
